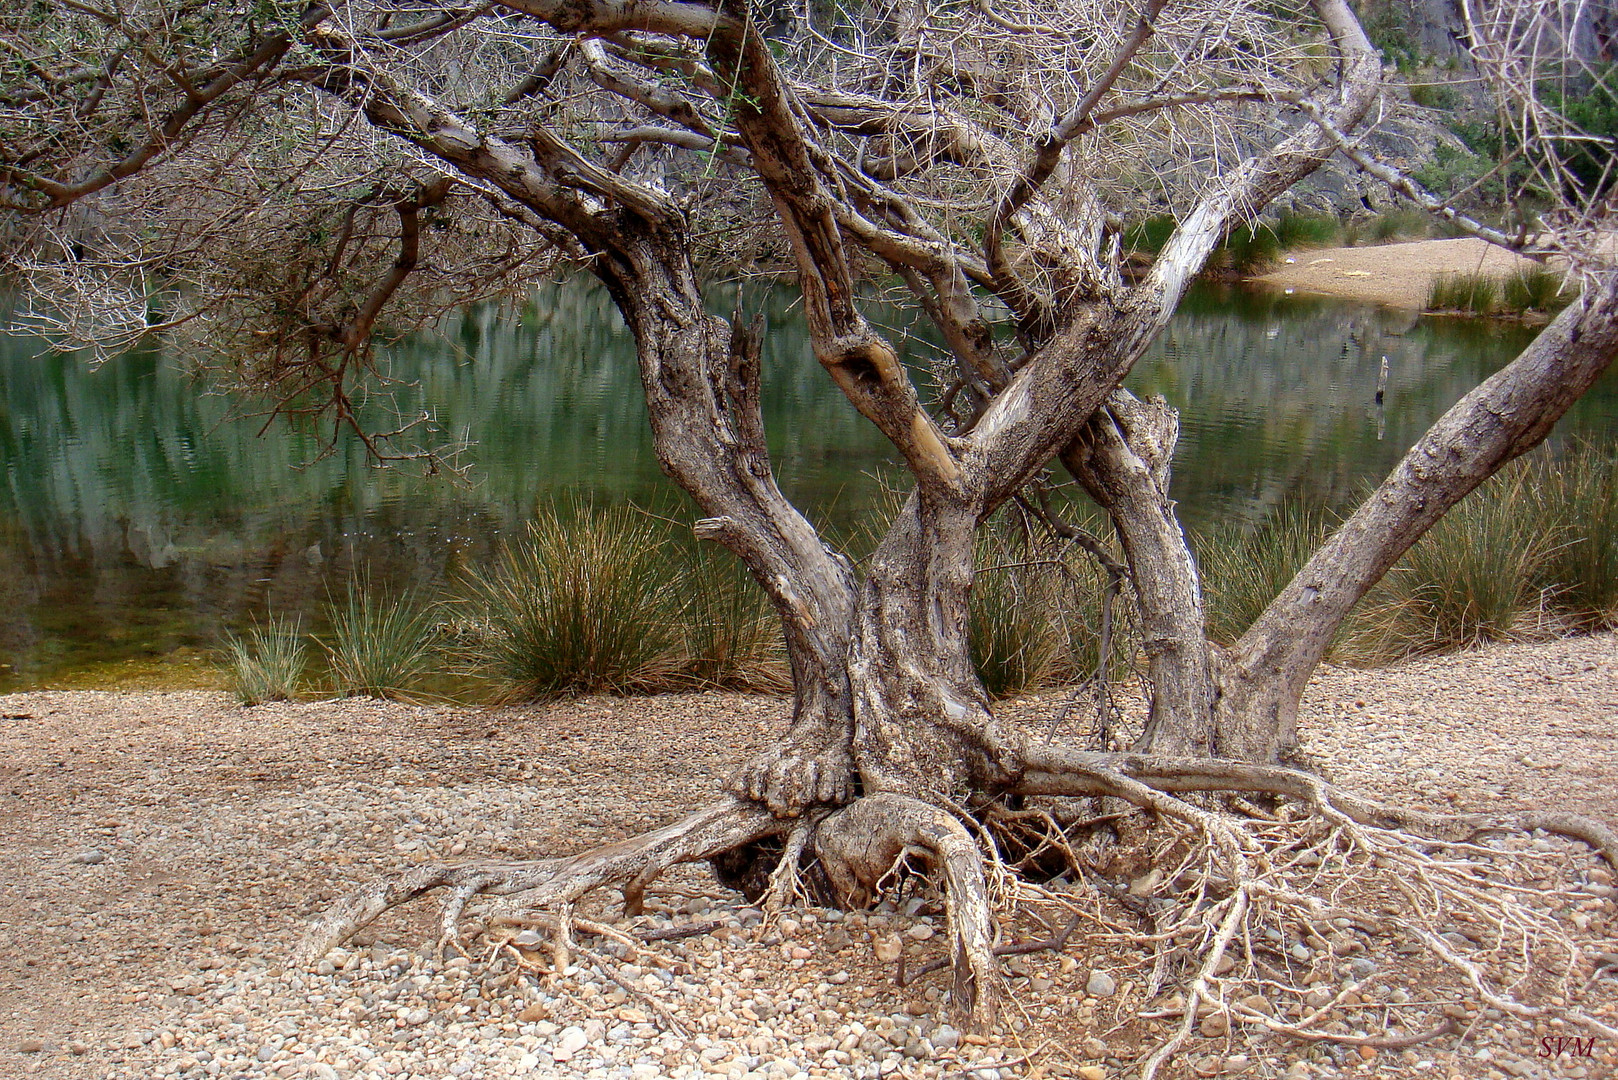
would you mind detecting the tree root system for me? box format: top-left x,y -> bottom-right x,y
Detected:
303,751 -> 1618,1075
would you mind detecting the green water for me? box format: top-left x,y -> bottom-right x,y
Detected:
1,281 -> 1613,689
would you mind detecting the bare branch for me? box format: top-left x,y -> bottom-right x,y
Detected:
983,0 -> 1169,321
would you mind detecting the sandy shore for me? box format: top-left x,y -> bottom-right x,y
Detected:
1252,237 -> 1547,309
1,634 -> 1615,1080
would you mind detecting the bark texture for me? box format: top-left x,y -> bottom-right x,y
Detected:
1063,391 -> 1216,756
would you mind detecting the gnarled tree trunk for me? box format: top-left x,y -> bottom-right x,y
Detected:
1104,276 -> 1618,764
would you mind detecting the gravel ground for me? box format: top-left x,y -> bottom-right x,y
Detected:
1,634 -> 1614,1080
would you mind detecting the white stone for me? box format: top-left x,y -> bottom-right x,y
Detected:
552,1026 -> 589,1062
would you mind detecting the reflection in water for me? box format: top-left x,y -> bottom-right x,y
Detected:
1,281 -> 1612,688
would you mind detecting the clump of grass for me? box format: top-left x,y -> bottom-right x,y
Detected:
1188,449 -> 1616,667
323,579 -> 438,698
221,613 -> 307,705
1210,222 -> 1285,275
1501,266 -> 1572,313
679,547 -> 790,693
1427,271 -> 1500,314
1342,469 -> 1565,663
1528,443 -> 1618,629
971,556 -> 1066,699
458,505 -> 683,701
1370,207 -> 1430,242
1274,211 -> 1342,249
1409,79 -> 1463,111
969,514 -> 1130,699
1196,506 -> 1332,645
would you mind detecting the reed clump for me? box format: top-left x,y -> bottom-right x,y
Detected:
969,513 -> 1132,699
1342,474 -> 1565,662
1123,215 -> 1178,259
1196,506 -> 1333,646
1426,271 -> 1500,314
1273,212 -> 1343,250
1428,266 -> 1572,316
1501,266 -> 1573,313
322,579 -> 438,699
1369,207 -> 1430,242
1339,445 -> 1618,663
1527,443 -> 1618,630
220,613 -> 307,705
456,505 -> 685,701
678,547 -> 791,693
219,450 -> 1616,704
971,527 -> 1071,699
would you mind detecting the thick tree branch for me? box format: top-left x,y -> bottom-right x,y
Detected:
700,4 -> 964,492
1062,390 -> 1214,756
495,0 -> 728,40
1290,95 -> 1532,253
1139,0 -> 1381,303
323,177 -> 454,353
579,39 -> 719,140
1222,271 -> 1618,759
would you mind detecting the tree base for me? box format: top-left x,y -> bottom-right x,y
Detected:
302,751 -> 1618,1068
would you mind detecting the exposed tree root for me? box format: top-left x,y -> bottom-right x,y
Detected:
303,747 -> 1617,1069
1008,745 -> 1618,1064
813,794 -> 1003,1031
1019,745 -> 1618,867
298,798 -> 782,964
898,910 -> 1085,987
1140,885 -> 1249,1080
760,810 -> 826,919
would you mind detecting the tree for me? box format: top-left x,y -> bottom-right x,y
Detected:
4,0 -> 1616,1061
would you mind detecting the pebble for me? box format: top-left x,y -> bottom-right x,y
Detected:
1238,993 -> 1274,1016
1086,970 -> 1117,997
552,1025 -> 589,1061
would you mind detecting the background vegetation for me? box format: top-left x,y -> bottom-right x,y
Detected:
221,443 -> 1617,704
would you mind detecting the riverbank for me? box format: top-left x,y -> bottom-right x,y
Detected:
1,632 -> 1615,1080
1252,236 -> 1548,309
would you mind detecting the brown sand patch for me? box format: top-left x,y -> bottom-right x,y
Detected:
1254,236 -> 1546,308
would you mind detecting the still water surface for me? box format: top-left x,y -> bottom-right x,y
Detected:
2,282 -> 1613,688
